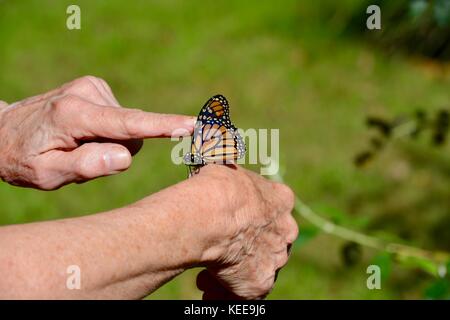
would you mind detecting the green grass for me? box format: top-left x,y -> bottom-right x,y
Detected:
0,0 -> 449,299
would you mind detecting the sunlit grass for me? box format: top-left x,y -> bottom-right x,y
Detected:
0,0 -> 448,299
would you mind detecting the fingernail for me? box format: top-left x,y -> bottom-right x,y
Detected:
104,150 -> 131,173
184,117 -> 197,128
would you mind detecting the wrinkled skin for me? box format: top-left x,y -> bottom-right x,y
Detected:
0,76 -> 298,300
0,76 -> 195,190
193,165 -> 298,300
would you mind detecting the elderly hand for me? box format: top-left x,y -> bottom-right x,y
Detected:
191,165 -> 298,300
0,76 -> 195,190
0,163 -> 298,299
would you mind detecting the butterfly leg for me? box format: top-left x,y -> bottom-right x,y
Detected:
187,165 -> 202,178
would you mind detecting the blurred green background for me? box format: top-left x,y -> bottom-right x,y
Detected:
0,0 -> 449,299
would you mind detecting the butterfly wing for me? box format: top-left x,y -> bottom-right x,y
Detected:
190,122 -> 203,157
186,94 -> 246,166
201,124 -> 239,163
198,95 -> 246,164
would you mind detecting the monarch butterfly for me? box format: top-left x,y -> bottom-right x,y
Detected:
183,94 -> 246,176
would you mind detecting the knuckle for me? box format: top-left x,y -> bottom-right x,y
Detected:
48,94 -> 79,114
276,252 -> 289,268
86,75 -> 109,92
121,110 -> 142,137
287,215 -> 299,243
69,76 -> 99,93
276,183 -> 295,210
74,156 -> 96,179
47,95 -> 81,124
92,76 -> 109,89
65,76 -> 113,105
34,180 -> 54,190
256,274 -> 274,295
292,226 -> 300,244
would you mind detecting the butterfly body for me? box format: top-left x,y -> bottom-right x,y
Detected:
184,95 -> 246,176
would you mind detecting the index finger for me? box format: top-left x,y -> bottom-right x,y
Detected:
58,95 -> 196,140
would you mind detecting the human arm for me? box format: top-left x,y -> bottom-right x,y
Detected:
0,165 -> 298,299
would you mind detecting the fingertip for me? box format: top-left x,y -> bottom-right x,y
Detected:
103,146 -> 132,173
184,116 -> 198,128
136,113 -> 197,138
171,115 -> 196,136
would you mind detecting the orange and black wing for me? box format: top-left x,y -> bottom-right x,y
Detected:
186,95 -> 246,166
190,95 -> 246,164
200,123 -> 244,163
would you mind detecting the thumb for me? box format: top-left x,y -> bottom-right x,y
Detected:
44,143 -> 132,186
71,142 -> 132,179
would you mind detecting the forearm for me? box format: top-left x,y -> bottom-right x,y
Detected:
0,178 -> 215,299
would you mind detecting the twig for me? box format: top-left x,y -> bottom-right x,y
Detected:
268,162 -> 450,277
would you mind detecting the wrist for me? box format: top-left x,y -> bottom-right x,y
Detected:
133,173 -> 235,270
126,179 -> 224,271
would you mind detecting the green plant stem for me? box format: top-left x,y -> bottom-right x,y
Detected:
266,115 -> 450,275
270,170 -> 450,277
294,197 -> 384,250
